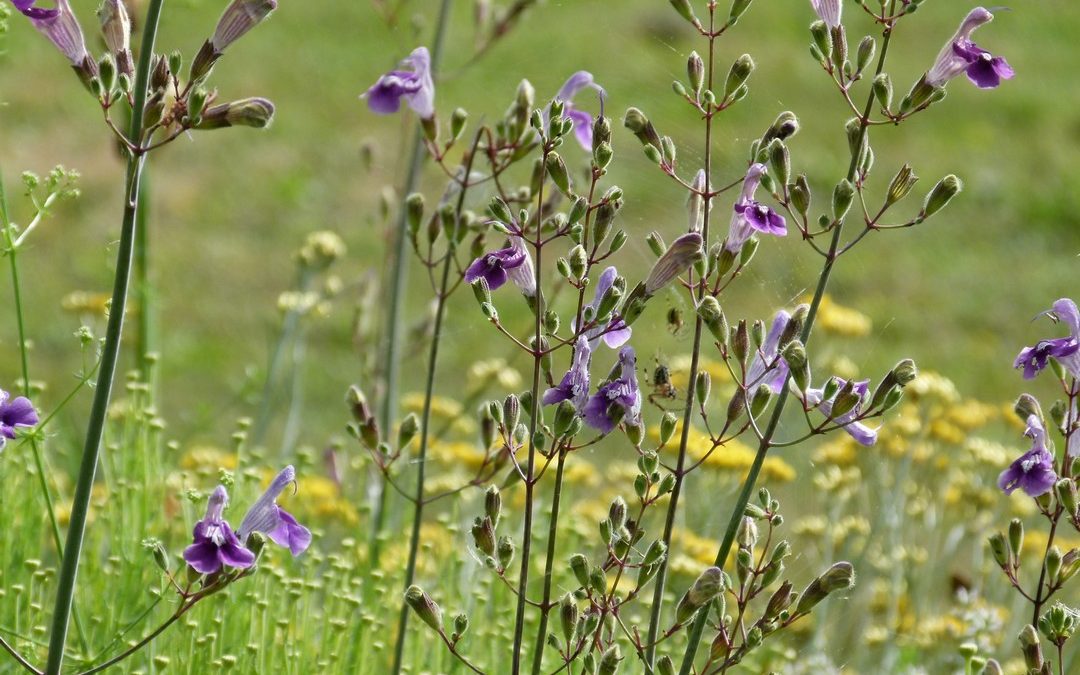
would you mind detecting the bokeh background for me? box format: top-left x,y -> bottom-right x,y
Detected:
1,0 -> 1079,671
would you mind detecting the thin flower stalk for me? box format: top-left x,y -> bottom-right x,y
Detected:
677,4 -> 901,672
43,0 -> 165,671
390,129 -> 484,675
370,0 -> 453,567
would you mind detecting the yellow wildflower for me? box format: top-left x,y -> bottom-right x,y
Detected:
804,294 -> 872,338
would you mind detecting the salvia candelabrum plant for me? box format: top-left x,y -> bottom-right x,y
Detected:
1,0 -> 308,673
0,0 -> 1046,672
347,1 -> 1019,673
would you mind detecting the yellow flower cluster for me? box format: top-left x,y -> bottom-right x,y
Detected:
804,294 -> 873,338
646,423 -> 796,482
401,393 -> 475,435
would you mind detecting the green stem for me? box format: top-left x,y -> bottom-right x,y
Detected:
134,172 -> 153,382
388,128 -> 480,675
43,0 -> 165,671
529,445 -> 567,675
511,146 -> 547,675
370,0 -> 455,567
643,9 -> 718,671
0,173 -> 91,659
676,11 -> 898,675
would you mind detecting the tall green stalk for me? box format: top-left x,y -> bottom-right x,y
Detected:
529,445 -> 567,675
44,0 -> 165,671
389,129 -> 480,675
369,0 -> 455,566
134,173 -> 153,382
676,9 -> 899,673
643,10 -> 719,671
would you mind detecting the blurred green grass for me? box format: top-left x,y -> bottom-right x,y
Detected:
1,0 -> 1078,447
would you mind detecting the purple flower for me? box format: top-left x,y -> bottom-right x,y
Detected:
578,266 -> 632,349
1014,299 -> 1080,381
237,466 -> 312,556
804,378 -> 878,447
583,346 -> 641,434
998,415 -> 1058,497
548,71 -> 606,150
504,234 -> 537,297
464,243 -> 527,291
543,336 -> 591,410
12,0 -> 92,67
363,47 -> 435,120
745,310 -> 792,394
0,389 -> 39,450
724,164 -> 786,254
809,0 -> 841,28
183,486 -> 256,574
926,7 -> 1013,89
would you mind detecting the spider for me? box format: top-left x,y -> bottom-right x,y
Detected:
644,355 -> 679,407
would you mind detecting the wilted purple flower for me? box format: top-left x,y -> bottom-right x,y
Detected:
583,346 -> 641,434
211,0 -> 278,53
363,47 -> 435,120
578,266 -> 632,348
12,0 -> 92,67
543,336 -> 591,410
724,164 -> 786,254
549,71 -> 606,150
998,415 -> 1058,497
804,378 -> 878,447
809,0 -> 841,28
925,7 -> 1013,89
464,242 -> 527,291
745,310 -> 791,394
0,388 -> 39,450
1014,298 -> 1080,380
644,232 -> 704,296
237,466 -> 312,556
183,486 -> 256,574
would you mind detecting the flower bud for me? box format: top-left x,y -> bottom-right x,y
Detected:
569,553 -> 589,587
623,107 -> 661,149
668,0 -> 697,25
988,532 -> 1009,567
1009,519 -> 1024,561
697,296 -> 729,346
782,341 -> 810,391
921,175 -> 963,219
497,536 -> 515,568
832,179 -> 855,221
212,0 -> 279,53
559,593 -> 579,644
503,394 -> 521,434
1018,624 -> 1044,671
657,656 -> 676,675
545,152 -> 572,196
885,164 -> 918,206
471,516 -> 496,558
687,51 -> 705,94
856,36 -> 876,74
645,233 -> 703,296
484,486 -> 501,527
737,516 -> 758,549
404,585 -> 443,633
810,21 -> 830,62
1045,546 -> 1062,586
763,111 -> 800,143
489,197 -> 514,225
873,72 -> 893,110
795,562 -> 855,614
1014,394 -> 1043,424
397,413 -> 419,449
724,54 -> 755,99
1055,479 -> 1078,517
197,97 -> 276,129
598,644 -> 621,675
97,0 -> 133,76
750,384 -> 772,418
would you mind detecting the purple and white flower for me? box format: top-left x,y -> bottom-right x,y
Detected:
998,415 -> 1058,497
1014,298 -> 1080,381
804,377 -> 878,447
745,309 -> 792,395
724,163 -> 786,254
548,71 -> 606,150
182,486 -> 256,575
543,336 -> 591,411
925,7 -> 1013,89
363,46 -> 435,119
464,241 -> 528,291
809,0 -> 841,28
237,465 -> 312,556
583,346 -> 641,434
503,234 -> 536,297
578,266 -> 632,348
0,388 -> 39,451
11,0 -> 92,67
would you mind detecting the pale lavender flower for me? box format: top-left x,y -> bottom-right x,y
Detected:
688,169 -> 707,233
0,388 -> 38,450
543,336 -> 591,410
504,234 -> 536,297
925,7 -> 1013,89
183,486 -> 256,574
644,232 -> 703,296
211,0 -> 278,53
549,70 -> 606,150
237,465 -> 312,556
724,163 -> 786,254
578,266 -> 631,348
745,310 -> 791,394
1014,298 -> 1080,380
464,243 -> 527,291
809,0 -> 841,28
583,346 -> 641,434
363,47 -> 435,120
998,415 -> 1058,497
804,378 -> 878,447
97,0 -> 132,76
12,0 -> 92,67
